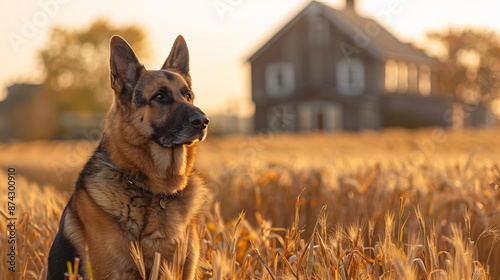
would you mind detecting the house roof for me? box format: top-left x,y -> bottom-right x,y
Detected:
0,84 -> 40,107
248,1 -> 437,65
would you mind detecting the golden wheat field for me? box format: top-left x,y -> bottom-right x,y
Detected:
1,127 -> 500,280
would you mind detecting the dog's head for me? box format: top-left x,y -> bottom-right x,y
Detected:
108,35 -> 208,149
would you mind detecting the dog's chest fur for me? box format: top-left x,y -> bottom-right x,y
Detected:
122,187 -> 189,251
119,188 -> 181,232
84,165 -> 205,256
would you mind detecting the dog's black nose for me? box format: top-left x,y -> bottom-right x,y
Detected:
189,114 -> 209,130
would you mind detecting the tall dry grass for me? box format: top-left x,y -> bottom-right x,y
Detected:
0,128 -> 499,279
0,172 -> 67,280
199,158 -> 500,279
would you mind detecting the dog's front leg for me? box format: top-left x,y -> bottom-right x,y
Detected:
182,224 -> 201,280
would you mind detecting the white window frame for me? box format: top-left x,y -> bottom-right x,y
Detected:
298,101 -> 342,131
265,62 -> 295,97
336,58 -> 365,95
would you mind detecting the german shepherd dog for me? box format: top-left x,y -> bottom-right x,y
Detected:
47,35 -> 210,279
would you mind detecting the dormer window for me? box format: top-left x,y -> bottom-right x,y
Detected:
265,62 -> 295,97
336,58 -> 365,95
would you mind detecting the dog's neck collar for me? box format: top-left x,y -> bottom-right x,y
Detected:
101,160 -> 143,184
100,160 -> 179,209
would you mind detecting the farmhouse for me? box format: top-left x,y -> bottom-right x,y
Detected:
248,0 -> 487,132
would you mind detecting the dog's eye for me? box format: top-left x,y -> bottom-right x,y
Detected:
186,93 -> 192,102
152,87 -> 173,103
154,94 -> 164,101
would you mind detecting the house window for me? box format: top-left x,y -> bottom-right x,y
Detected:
385,60 -> 398,93
299,101 -> 342,131
298,103 -> 312,131
321,102 -> 342,131
386,60 -> 425,95
397,61 -> 408,93
408,63 -> 418,93
265,62 -> 295,97
419,65 -> 431,96
336,58 -> 364,95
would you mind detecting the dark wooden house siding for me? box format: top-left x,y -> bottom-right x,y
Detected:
250,1 -> 490,132
251,12 -> 385,132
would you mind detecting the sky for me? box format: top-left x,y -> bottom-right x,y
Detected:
1,0 -> 500,116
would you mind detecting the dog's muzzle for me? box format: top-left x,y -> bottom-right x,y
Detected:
189,113 -> 209,142
189,114 -> 209,130
152,109 -> 209,148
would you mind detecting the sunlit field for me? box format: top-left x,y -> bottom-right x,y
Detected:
1,128 -> 500,279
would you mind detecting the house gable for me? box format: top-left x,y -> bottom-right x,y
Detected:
248,1 -> 437,66
250,8 -> 312,103
249,0 -> 451,132
249,0 -> 438,104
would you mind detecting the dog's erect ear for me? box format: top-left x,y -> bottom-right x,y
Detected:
109,36 -> 143,104
162,35 -> 191,86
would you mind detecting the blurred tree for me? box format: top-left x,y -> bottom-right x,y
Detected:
39,19 -> 149,112
26,19 -> 149,139
426,28 -> 500,105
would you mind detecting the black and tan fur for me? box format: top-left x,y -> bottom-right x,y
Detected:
47,35 -> 210,280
